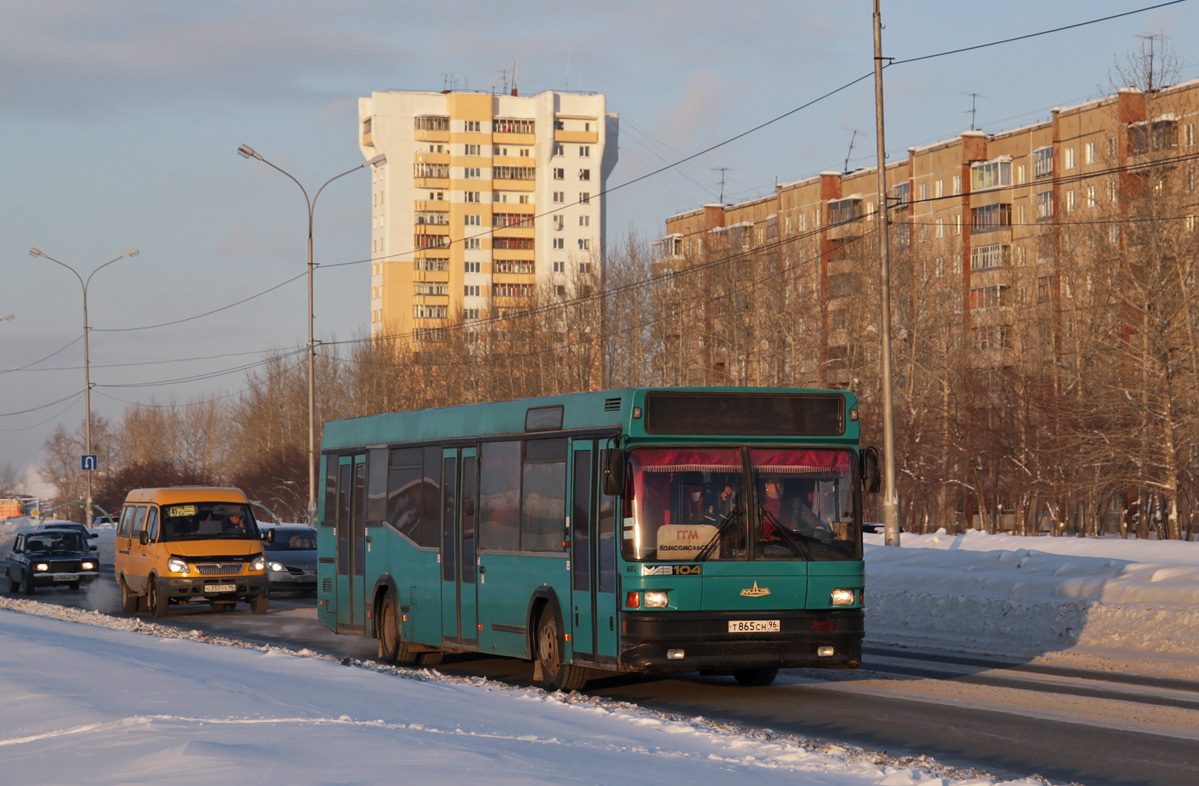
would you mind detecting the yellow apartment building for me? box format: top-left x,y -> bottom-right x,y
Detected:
360,90 -> 618,343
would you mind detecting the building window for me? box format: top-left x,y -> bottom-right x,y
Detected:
969,285 -> 1009,310
553,261 -> 564,273
1109,225 -> 1120,245
464,191 -> 480,203
920,183 -> 928,201
414,116 -> 449,132
1084,141 -> 1096,164
465,238 -> 481,250
465,144 -> 481,156
553,143 -> 564,156
553,191 -> 564,203
1036,192 -> 1053,220
1086,185 -> 1097,208
415,257 -> 449,272
579,192 -> 590,204
579,262 -> 592,274
414,163 -> 449,179
464,120 -> 481,132
494,166 -> 536,181
465,285 -> 480,297
464,167 -> 481,179
935,180 -> 944,198
1033,146 -> 1053,178
952,174 -> 962,195
414,305 -> 449,319
578,169 -> 591,181
414,282 -> 448,296
553,168 -> 564,180
1016,165 -> 1026,185
971,158 -> 1012,191
1066,190 -> 1076,212
493,118 -> 534,134
1065,147 -> 1076,170
970,244 -> 1011,271
553,238 -> 564,250
828,198 -> 863,225
465,214 -> 480,226
971,203 -> 1013,232
578,238 -> 591,250
494,260 -> 534,274
579,145 -> 590,157
1129,119 -> 1178,152
465,261 -> 480,273
891,182 -> 910,208
1037,275 -> 1055,303
579,215 -> 590,227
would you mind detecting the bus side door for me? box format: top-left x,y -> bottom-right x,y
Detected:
335,453 -> 368,633
440,447 -> 479,646
570,443 -> 596,658
570,439 -> 619,662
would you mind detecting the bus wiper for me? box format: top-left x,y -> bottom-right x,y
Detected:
760,508 -> 810,560
694,506 -> 742,562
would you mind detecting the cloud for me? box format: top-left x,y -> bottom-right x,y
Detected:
656,71 -> 727,149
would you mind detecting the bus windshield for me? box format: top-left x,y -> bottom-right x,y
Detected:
625,447 -> 860,562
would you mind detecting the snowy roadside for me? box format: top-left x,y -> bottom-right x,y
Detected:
0,597 -> 1043,786
865,531 -> 1199,679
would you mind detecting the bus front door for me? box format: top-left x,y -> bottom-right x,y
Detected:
440,448 -> 479,646
335,453 -> 368,633
571,440 -> 619,662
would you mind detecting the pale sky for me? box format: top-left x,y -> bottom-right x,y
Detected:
3,0 -> 1197,487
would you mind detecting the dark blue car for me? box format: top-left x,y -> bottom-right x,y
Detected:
6,530 -> 100,594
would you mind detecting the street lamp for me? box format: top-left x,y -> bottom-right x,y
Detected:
237,145 -> 386,524
29,246 -> 140,526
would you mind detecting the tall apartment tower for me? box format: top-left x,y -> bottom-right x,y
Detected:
360,89 -> 618,343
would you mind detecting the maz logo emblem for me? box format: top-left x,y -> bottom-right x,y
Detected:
740,581 -> 771,597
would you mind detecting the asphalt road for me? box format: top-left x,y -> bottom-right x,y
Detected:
16,578 -> 1199,786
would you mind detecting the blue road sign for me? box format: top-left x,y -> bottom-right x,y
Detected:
82,455 -> 98,471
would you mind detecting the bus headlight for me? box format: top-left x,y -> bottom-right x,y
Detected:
167,557 -> 189,574
644,590 -> 669,608
830,588 -> 856,606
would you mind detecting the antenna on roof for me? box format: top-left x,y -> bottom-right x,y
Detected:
1138,32 -> 1164,91
962,93 -> 984,130
512,57 -> 518,96
844,130 -> 859,174
711,167 -> 730,204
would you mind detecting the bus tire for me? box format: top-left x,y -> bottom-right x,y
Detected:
417,651 -> 444,667
378,594 -> 421,665
148,576 -> 169,617
732,667 -> 778,687
250,593 -> 268,615
536,608 -> 587,692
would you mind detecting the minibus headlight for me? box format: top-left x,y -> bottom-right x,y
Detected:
644,590 -> 669,608
251,556 -> 266,572
830,588 -> 856,606
167,558 -> 189,574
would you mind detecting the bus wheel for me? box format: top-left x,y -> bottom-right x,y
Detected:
148,576 -> 169,617
536,609 -> 587,692
250,593 -> 268,614
732,667 -> 778,687
378,594 -> 420,665
417,651 -> 444,667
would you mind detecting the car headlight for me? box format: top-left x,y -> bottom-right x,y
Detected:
35,563 -> 49,572
167,557 -> 189,574
643,590 -> 670,608
81,561 -> 96,570
268,561 -> 285,573
251,556 -> 266,572
830,588 -> 856,606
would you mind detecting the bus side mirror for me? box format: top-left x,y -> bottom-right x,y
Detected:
601,448 -> 625,496
139,530 -> 150,545
860,447 -> 882,494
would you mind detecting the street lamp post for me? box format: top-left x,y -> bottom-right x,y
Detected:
29,247 -> 140,527
237,145 -> 386,524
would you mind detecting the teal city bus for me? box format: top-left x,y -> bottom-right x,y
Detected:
317,387 -> 879,690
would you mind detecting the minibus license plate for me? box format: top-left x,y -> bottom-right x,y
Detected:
205,584 -> 236,593
728,619 -> 780,633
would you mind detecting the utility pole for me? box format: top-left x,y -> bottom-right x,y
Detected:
873,0 -> 901,547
